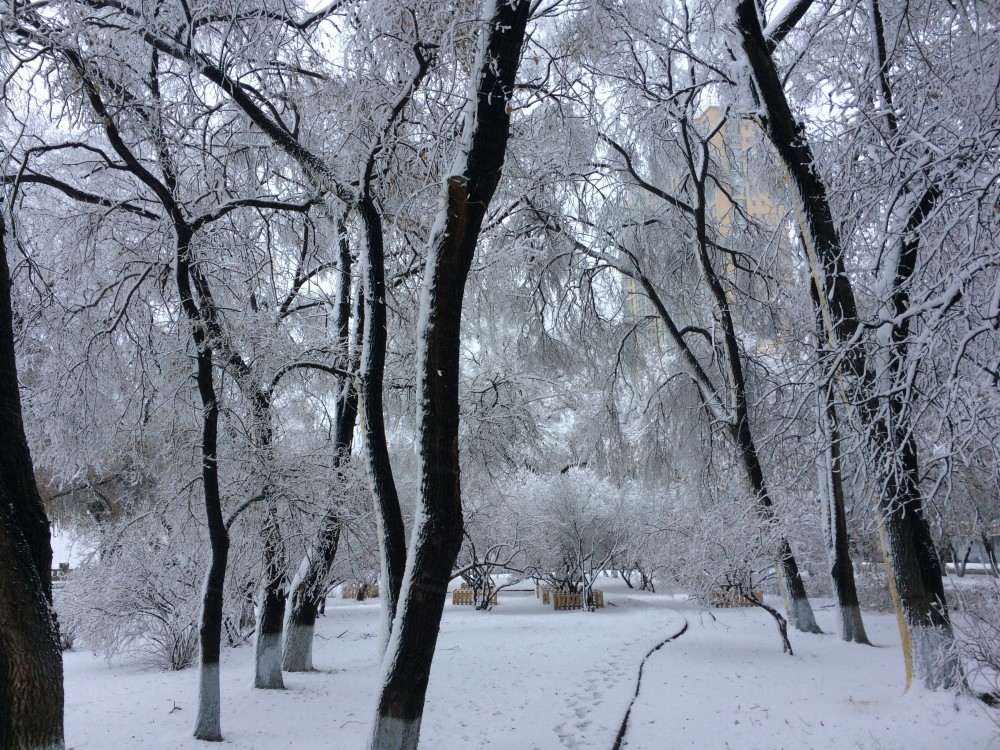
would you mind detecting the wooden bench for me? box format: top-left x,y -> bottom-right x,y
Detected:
710,590 -> 762,608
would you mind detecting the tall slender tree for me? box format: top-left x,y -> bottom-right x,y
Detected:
369,2 -> 531,747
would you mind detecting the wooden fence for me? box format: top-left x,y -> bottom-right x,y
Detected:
550,590 -> 605,610
342,584 -> 379,600
452,589 -> 497,606
710,590 -> 762,608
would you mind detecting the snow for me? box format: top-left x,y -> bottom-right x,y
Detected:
61,578 -> 998,749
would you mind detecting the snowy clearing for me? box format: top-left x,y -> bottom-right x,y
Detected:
62,578 -> 998,749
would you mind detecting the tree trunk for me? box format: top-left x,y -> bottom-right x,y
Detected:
955,540 -> 971,578
368,4 -> 530,748
982,535 -> 999,577
0,213 -> 65,750
253,513 -> 286,689
686,147 -> 821,635
750,595 -> 794,655
819,390 -> 870,644
283,517 -> 341,672
176,227 -> 231,741
249,401 -> 285,690
358,197 -> 407,650
283,225 -> 357,672
734,0 -> 958,688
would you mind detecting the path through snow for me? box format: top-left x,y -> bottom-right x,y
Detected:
60,581 -> 998,749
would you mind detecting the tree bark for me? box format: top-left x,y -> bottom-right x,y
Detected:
253,510 -> 286,689
0,213 -> 65,750
283,518 -> 341,672
368,3 -> 530,747
734,0 -> 957,688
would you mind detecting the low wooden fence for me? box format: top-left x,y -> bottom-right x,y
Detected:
550,590 -> 605,610
342,584 -> 379,600
452,589 -> 497,605
710,590 -> 762,608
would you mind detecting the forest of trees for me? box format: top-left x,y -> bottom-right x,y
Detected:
1,0 -> 997,747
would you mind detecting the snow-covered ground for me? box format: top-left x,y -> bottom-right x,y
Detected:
62,578 -> 998,749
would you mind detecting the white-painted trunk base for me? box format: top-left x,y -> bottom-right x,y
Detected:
193,662 -> 222,741
368,715 -> 421,750
838,604 -> 867,643
789,596 -> 821,634
254,632 -> 285,689
282,623 -> 314,672
910,624 -> 961,690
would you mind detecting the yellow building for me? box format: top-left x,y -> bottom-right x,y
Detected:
621,106 -> 793,356
698,105 -> 788,235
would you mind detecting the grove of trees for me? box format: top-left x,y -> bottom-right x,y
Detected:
1,0 -> 997,747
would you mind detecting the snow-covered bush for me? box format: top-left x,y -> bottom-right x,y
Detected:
661,489 -> 796,653
517,468 -> 630,609
57,517 -> 202,670
952,579 -> 1000,710
455,473 -> 535,609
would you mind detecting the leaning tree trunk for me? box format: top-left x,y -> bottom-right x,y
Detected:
983,535 -> 999,578
284,368 -> 355,674
687,150 -> 821,634
368,3 -> 530,748
0,213 -> 65,750
284,236 -> 359,672
734,0 -> 957,688
283,517 -> 342,672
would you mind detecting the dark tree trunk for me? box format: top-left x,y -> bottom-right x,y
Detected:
283,518 -> 341,672
253,512 -> 286,689
249,391 -> 286,689
175,226 -> 231,741
284,226 -> 358,671
187,244 -> 288,691
368,4 -> 530,748
748,593 -> 794,655
734,0 -> 957,688
820,390 -> 870,644
956,540 -> 971,578
982,535 -> 999,577
358,198 -> 407,647
0,214 -> 65,750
